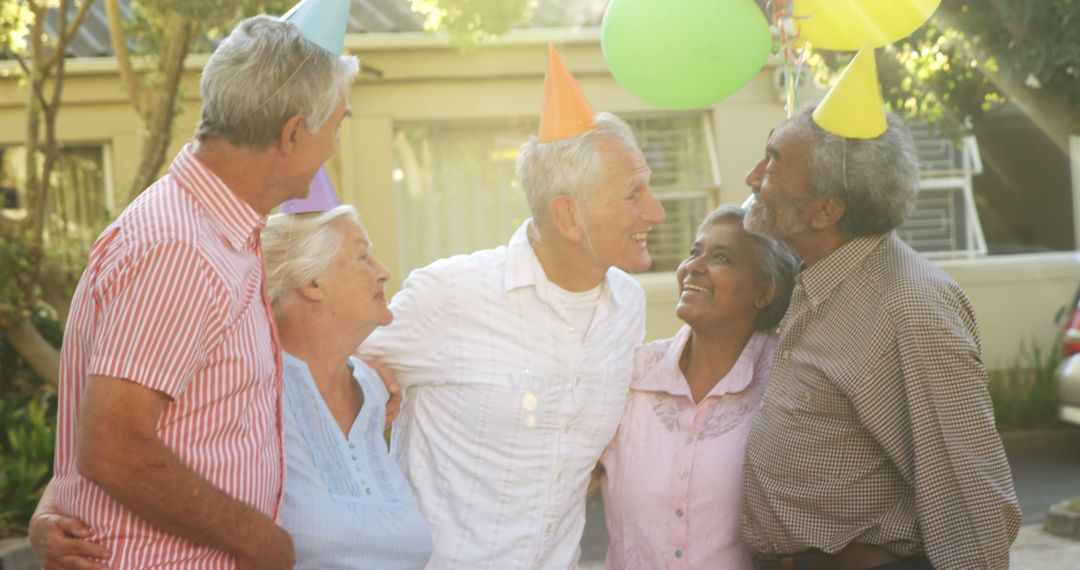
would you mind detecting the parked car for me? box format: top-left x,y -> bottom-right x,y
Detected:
1054,284 -> 1080,425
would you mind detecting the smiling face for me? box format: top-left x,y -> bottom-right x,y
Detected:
317,216 -> 392,332
576,137 -> 667,273
743,121 -> 817,240
675,218 -> 769,331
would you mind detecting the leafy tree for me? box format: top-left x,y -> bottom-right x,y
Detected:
0,0 -> 292,389
808,0 -> 1080,150
0,0 -> 94,385
106,0 -> 293,200
409,0 -> 537,46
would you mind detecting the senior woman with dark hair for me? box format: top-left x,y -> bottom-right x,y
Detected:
261,205 -> 432,568
597,204 -> 798,569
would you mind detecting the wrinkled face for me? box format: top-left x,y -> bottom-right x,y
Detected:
317,216 -> 392,330
675,219 -> 767,330
743,122 -> 815,240
576,138 -> 667,272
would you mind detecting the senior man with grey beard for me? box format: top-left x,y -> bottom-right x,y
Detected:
739,106 -> 1020,570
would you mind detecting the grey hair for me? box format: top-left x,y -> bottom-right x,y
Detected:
263,205 -> 359,305
698,204 -> 800,331
789,106 -> 919,236
515,112 -> 640,226
196,15 -> 360,148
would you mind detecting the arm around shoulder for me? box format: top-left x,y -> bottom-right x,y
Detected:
358,263 -> 453,383
75,374 -> 295,569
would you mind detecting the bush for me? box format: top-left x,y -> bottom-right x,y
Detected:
0,304 -> 62,537
0,392 -> 56,537
988,339 -> 1061,430
1,303 -> 64,402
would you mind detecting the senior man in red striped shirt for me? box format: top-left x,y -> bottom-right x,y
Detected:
29,12 -> 358,570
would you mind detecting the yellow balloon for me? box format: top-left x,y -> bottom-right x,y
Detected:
794,0 -> 941,51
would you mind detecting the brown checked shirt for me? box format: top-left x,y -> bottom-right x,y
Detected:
741,233 -> 1021,570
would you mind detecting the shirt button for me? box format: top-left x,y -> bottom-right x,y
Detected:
675,550 -> 684,558
680,469 -> 688,478
556,471 -> 564,483
563,424 -> 571,433
546,523 -> 554,534
685,435 -> 694,444
676,508 -> 684,517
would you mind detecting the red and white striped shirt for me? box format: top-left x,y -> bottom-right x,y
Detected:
53,144 -> 284,569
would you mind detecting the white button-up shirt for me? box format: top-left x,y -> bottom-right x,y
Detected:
362,220 -> 645,569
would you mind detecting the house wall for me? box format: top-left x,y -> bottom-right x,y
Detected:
1,29 -> 1075,368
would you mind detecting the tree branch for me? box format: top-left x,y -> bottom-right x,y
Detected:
44,0 -> 95,70
104,0 -> 145,117
0,317 -> 61,388
9,51 -> 50,112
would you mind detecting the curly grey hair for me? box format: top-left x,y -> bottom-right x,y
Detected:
790,106 -> 919,236
196,15 -> 359,148
515,112 -> 640,226
697,205 -> 800,331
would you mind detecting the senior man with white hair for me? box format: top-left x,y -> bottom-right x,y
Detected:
360,45 -> 665,568
28,4 -> 358,568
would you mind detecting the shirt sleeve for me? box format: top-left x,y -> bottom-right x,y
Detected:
358,263 -> 451,388
880,284 -> 1020,569
88,238 -> 222,399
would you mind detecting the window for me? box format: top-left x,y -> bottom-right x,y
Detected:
897,126 -> 988,259
391,114 -> 719,275
0,143 -> 114,246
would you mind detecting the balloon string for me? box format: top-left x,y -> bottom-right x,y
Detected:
770,0 -> 804,118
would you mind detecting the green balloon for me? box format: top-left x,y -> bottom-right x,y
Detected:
602,0 -> 773,110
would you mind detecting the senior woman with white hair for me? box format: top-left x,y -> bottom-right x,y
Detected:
31,205 -> 433,570
261,205 -> 432,568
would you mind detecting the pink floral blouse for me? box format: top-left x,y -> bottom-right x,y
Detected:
599,325 -> 776,570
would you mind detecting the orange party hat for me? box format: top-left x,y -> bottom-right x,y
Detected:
538,44 -> 597,142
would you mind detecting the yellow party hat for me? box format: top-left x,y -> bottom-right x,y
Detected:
538,44 -> 597,142
812,46 -> 887,139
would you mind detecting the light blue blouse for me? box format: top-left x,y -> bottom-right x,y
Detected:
279,352 -> 432,569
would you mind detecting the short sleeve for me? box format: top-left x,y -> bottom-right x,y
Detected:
88,239 -> 221,398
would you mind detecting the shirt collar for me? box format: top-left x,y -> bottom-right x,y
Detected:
168,143 -> 266,251
631,325 -> 766,399
797,233 -> 888,307
502,219 -> 632,309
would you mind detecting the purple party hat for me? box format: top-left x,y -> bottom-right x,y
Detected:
280,166 -> 340,214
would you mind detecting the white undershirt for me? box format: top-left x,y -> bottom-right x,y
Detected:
549,283 -> 603,352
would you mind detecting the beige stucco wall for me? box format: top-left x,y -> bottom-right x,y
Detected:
1,29 -> 1075,368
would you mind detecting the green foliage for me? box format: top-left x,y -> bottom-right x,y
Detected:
809,0 -> 1080,138
988,339 -> 1062,430
0,303 -> 64,402
0,392 -> 57,537
0,1 -> 32,55
410,0 -> 536,47
0,230 -> 36,324
125,0 -> 297,55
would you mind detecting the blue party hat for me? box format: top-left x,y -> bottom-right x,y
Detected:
281,0 -> 351,55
